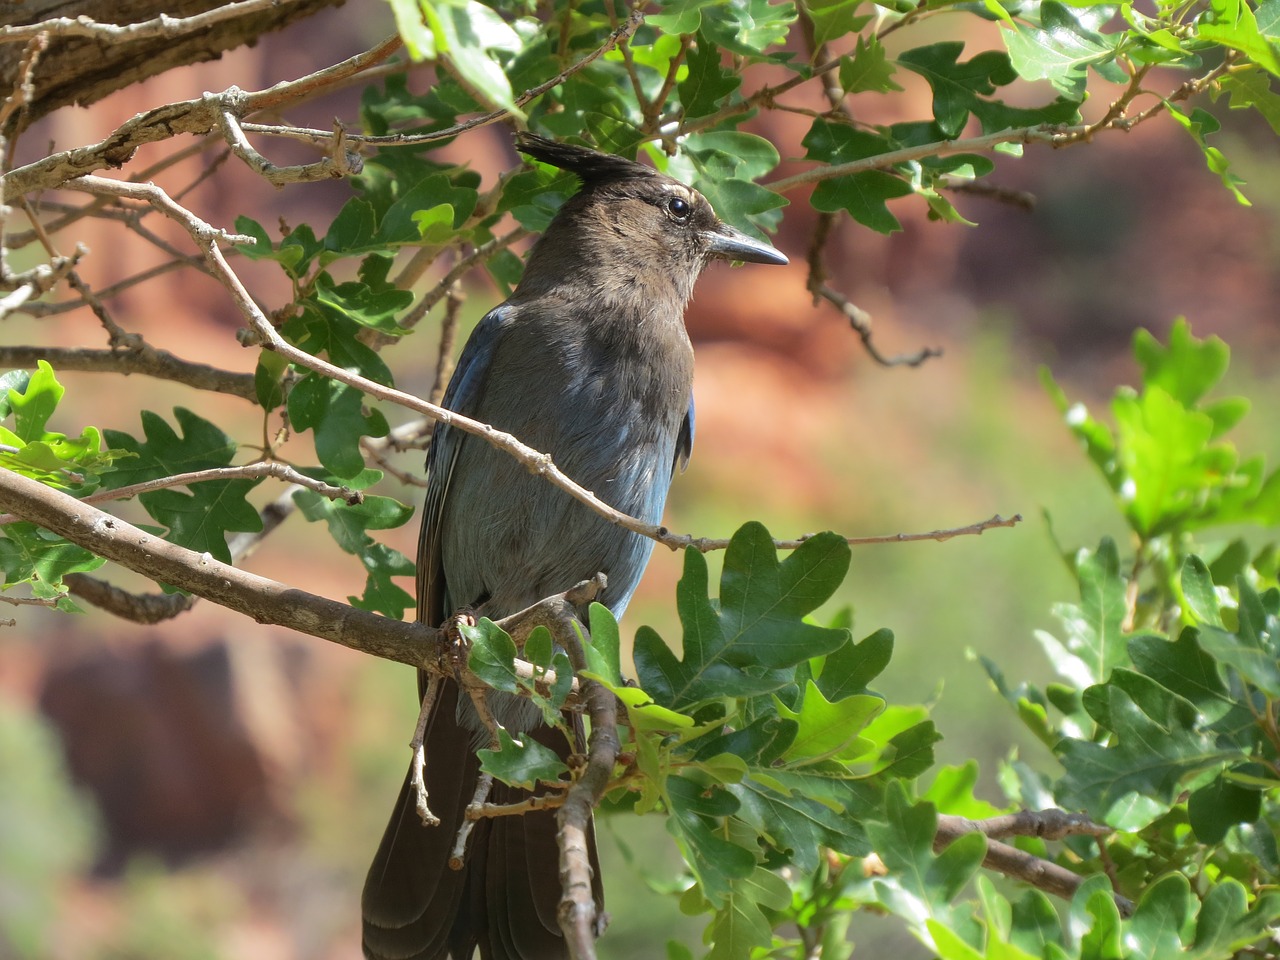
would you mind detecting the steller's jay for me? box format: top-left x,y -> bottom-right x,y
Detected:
361,133 -> 788,960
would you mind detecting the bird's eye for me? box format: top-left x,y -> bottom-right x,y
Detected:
666,196 -> 692,221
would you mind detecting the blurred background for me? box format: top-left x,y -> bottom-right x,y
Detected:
3,2 -> 1280,957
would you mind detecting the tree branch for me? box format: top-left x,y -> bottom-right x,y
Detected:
1,34 -> 403,201
0,344 -> 259,400
934,811 -> 1134,917
0,0 -> 312,43
0,465 -> 430,663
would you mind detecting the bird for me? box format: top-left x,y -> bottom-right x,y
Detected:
361,132 -> 788,960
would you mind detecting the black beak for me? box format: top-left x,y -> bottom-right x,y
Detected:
705,224 -> 789,265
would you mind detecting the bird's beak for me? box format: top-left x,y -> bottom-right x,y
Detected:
705,224 -> 789,265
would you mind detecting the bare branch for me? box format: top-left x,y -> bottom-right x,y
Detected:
0,0 -> 312,43
63,573 -> 197,623
555,604 -> 615,954
1,35 -> 403,201
803,211 -> 941,368
0,591 -> 58,607
0,466 -> 431,664
766,125 -> 1085,195
0,344 -> 259,400
218,108 -> 361,184
934,812 -> 1134,917
66,462 -> 359,514
679,514 -> 1024,553
410,673 -> 444,827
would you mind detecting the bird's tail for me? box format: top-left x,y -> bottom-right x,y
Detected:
361,677 -> 603,960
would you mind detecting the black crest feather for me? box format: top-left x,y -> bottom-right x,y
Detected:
515,132 -> 660,185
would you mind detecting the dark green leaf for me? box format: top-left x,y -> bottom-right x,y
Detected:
679,37 -> 742,119
840,35 -> 903,93
1188,772 -> 1262,842
813,627 -> 894,701
478,727 -> 570,788
287,374 -> 389,479
634,523 -> 850,709
465,618 -> 521,694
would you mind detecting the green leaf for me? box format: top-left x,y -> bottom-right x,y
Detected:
1189,881 -> 1280,958
812,627 -> 894,701
1041,538 -> 1127,686
0,522 -> 107,606
679,37 -> 742,119
897,42 -> 1081,136
1004,1 -> 1124,98
292,473 -> 413,616
1070,875 -> 1123,960
1181,556 -> 1222,627
386,0 -> 435,58
1218,67 -> 1280,135
868,783 -> 985,945
730,768 -> 877,871
1126,873 -> 1191,959
351,541 -> 415,617
665,774 -> 757,902
1196,625 -> 1280,696
840,35 -> 903,93
287,374 -> 389,479
1166,104 -> 1251,204
1057,683 -> 1229,827
311,267 -> 414,336
705,867 -> 790,960
812,169 -> 913,233
1187,772 -> 1262,842
102,408 -> 262,563
423,0 -> 523,116
699,0 -> 796,57
6,360 -> 61,442
478,727 -> 570,788
773,681 -> 880,765
583,602 -> 622,686
805,0 -> 873,48
1199,0 -> 1280,79
683,132 -> 787,237
465,618 -> 521,694
1128,629 -> 1230,719
634,523 -> 851,709
649,0 -> 705,36
1132,319 -> 1229,408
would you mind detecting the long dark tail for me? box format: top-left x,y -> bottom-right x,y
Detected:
361,678 -> 603,960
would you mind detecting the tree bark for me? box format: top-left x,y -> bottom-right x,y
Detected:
1,0 -> 346,133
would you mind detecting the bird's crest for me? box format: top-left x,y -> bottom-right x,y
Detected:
515,132 -> 661,186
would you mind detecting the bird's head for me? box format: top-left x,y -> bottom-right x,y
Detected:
513,133 -> 787,307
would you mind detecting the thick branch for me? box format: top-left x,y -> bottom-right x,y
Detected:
934,811 -> 1134,917
0,0 -> 347,132
0,344 -> 258,400
1,33 -> 403,201
0,465 -> 432,664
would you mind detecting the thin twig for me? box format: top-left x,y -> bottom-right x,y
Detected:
452,771 -> 495,867
410,673 -> 443,827
467,791 -> 568,819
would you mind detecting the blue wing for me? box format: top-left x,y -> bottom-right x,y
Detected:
675,394 -> 694,473
417,304 -> 511,627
